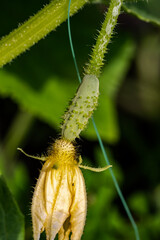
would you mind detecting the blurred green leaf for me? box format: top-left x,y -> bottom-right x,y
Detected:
129,192 -> 149,215
82,147 -> 133,240
100,38 -> 136,100
0,70 -> 76,130
86,97 -> 119,142
84,187 -> 112,240
123,0 -> 160,26
7,164 -> 30,203
0,175 -> 24,240
0,151 -> 30,203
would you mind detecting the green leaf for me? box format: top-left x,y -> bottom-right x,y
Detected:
0,175 -> 24,240
0,70 -> 76,130
123,0 -> 160,26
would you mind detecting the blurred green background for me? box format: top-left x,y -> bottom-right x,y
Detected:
0,0 -> 160,239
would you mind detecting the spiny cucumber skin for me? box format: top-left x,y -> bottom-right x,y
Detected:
61,75 -> 99,141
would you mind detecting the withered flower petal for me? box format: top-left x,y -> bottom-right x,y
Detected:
32,139 -> 87,240
18,138 -> 111,240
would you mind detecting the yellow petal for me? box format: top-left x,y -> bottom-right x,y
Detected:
32,170 -> 47,240
70,167 -> 87,240
58,216 -> 71,240
46,166 -> 72,240
44,168 -> 62,215
32,162 -> 62,240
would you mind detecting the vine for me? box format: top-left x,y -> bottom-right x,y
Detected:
0,0 -> 88,68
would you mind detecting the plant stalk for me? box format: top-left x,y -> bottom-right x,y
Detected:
0,0 -> 88,68
85,0 -> 123,77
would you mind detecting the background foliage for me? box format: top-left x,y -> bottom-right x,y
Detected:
0,0 -> 160,239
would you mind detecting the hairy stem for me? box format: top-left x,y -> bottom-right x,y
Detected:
85,0 -> 123,77
0,0 -> 88,68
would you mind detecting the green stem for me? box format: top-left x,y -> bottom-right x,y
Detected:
3,111 -> 34,160
0,0 -> 88,68
0,111 -> 33,179
85,0 -> 123,77
2,111 -> 34,175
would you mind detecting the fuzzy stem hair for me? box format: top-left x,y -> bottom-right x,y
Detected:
0,0 -> 88,68
85,0 -> 123,77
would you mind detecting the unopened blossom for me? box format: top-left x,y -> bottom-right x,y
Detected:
32,139 -> 87,240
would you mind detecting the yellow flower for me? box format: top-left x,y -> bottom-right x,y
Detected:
32,139 -> 87,240
18,138 -> 111,240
